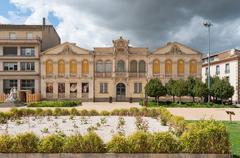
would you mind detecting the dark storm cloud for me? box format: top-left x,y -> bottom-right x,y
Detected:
54,0 -> 240,53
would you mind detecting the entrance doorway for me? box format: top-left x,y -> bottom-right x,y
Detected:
116,83 -> 126,101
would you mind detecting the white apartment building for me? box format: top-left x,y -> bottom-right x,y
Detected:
202,49 -> 240,103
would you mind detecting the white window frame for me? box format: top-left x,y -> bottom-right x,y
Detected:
100,83 -> 108,93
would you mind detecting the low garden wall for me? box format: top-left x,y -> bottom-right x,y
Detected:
0,153 -> 232,158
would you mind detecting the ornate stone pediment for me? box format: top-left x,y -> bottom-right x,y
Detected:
113,36 -> 129,54
59,45 -> 78,55
166,44 -> 184,55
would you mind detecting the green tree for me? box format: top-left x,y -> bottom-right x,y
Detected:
165,79 -> 177,102
145,78 -> 166,105
194,78 -> 208,101
186,77 -> 197,102
210,77 -> 234,103
175,79 -> 188,103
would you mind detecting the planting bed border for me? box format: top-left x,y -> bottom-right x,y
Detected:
0,153 -> 231,158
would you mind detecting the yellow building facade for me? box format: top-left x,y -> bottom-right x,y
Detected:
40,37 -> 202,101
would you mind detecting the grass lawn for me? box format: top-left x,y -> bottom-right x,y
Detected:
223,121 -> 240,158
141,100 -> 238,108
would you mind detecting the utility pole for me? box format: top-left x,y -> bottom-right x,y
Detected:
203,21 -> 213,103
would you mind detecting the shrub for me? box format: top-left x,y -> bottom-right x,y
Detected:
28,100 -> 81,107
89,110 -> 99,116
151,132 -> 180,153
107,134 -> 129,153
169,116 -> 186,136
127,131 -> 153,153
99,111 -> 110,116
63,134 -> 84,153
11,133 -> 39,153
180,120 -> 230,154
159,107 -> 172,125
79,109 -> 89,116
82,131 -> 105,152
70,108 -> 79,116
38,134 -> 65,153
0,112 -> 8,124
0,135 -> 14,152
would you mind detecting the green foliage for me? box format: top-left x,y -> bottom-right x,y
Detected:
107,134 -> 129,153
63,134 -> 84,153
38,134 -> 65,153
159,107 -> 172,126
210,77 -> 234,103
28,100 -> 81,107
151,132 -> 181,153
169,116 -> 186,136
174,79 -> 188,102
128,131 -> 153,153
145,78 -> 166,105
0,135 -> 14,152
180,120 -> 230,154
165,79 -> 177,102
82,131 -> 105,153
11,133 -> 39,153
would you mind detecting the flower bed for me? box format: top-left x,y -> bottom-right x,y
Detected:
0,108 -> 231,154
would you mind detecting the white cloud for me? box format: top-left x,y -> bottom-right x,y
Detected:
0,16 -> 10,24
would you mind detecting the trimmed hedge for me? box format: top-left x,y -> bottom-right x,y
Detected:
28,100 -> 81,107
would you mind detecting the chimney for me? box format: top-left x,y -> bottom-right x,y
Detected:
42,17 -> 46,26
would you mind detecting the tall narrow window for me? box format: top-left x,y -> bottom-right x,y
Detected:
153,59 -> 160,74
216,65 -> 220,75
177,59 -> 184,74
27,32 -> 33,39
139,60 -> 146,72
70,60 -> 77,75
46,60 -> 53,75
100,83 -> 108,93
58,83 -> 65,93
190,59 -> 197,74
116,60 -> 125,72
9,32 -> 16,39
96,60 -> 104,72
46,83 -> 53,93
105,60 -> 112,72
225,63 -> 230,74
165,59 -> 172,74
134,83 -> 142,93
82,59 -> 89,74
58,60 -> 65,77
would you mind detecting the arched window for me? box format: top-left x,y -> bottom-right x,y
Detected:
152,59 -> 160,74
165,59 -> 172,74
139,60 -> 146,72
105,60 -> 112,72
130,60 -> 137,72
116,60 -> 125,72
190,59 -> 197,74
58,60 -> 65,76
46,59 -> 53,75
177,59 -> 184,74
70,60 -> 77,75
96,60 -> 104,72
82,59 -> 89,74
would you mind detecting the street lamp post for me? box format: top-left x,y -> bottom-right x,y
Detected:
203,21 -> 213,103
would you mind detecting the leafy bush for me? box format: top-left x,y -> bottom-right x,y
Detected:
0,135 -> 14,152
11,133 -> 39,153
38,134 -> 65,153
151,132 -> 180,153
159,107 -> 172,125
107,134 -> 129,153
99,111 -> 110,116
28,100 -> 81,107
127,131 -> 153,153
169,116 -> 186,136
70,108 -> 79,116
180,120 -> 230,154
63,134 -> 84,153
82,131 -> 105,153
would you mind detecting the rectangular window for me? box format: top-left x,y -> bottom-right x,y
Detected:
21,80 -> 35,93
27,32 -> 33,39
3,47 -> 17,56
82,83 -> 89,93
134,83 -> 142,93
20,62 -> 35,71
70,83 -> 77,93
216,65 -> 220,75
225,63 -> 230,74
46,83 -> 53,93
9,32 -> 16,39
58,83 -> 65,93
3,80 -> 17,94
20,47 -> 35,56
100,83 -> 108,93
3,62 -> 18,71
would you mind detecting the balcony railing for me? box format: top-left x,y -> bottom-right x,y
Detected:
0,37 -> 41,44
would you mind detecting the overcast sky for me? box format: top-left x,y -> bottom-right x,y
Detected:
0,0 -> 240,53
